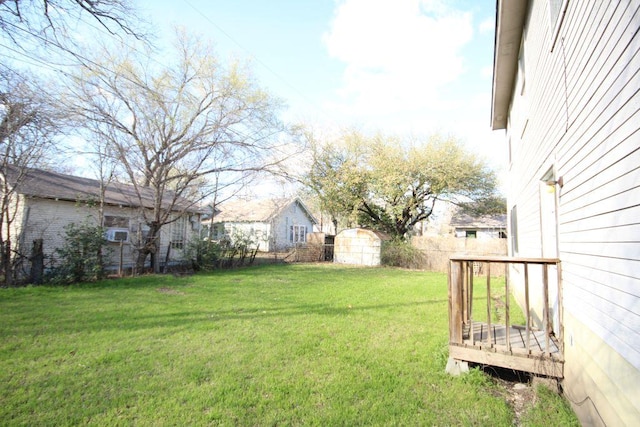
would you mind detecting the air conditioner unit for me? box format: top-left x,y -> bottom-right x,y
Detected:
105,228 -> 129,243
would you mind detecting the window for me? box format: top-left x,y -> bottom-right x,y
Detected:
212,224 -> 224,240
548,0 -> 568,51
289,225 -> 307,243
465,230 -> 477,239
510,205 -> 519,255
104,215 -> 129,228
104,216 -> 130,243
171,216 -> 187,249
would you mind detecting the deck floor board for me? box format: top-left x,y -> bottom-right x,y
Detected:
465,321 -> 560,355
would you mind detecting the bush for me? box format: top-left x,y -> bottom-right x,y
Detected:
381,239 -> 425,269
46,222 -> 108,284
185,230 -> 262,271
184,239 -> 224,271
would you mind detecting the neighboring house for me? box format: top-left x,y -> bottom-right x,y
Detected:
1,166 -> 203,276
492,1 -> 639,424
449,212 -> 507,239
209,198 -> 317,252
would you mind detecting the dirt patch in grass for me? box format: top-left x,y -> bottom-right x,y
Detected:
497,378 -> 537,425
481,366 -> 563,426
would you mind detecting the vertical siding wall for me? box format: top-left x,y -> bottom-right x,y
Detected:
507,1 -> 640,424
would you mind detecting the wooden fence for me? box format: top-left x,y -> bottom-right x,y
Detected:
412,236 -> 508,273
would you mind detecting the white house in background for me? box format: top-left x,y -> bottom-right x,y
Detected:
449,212 -> 507,239
492,1 -> 640,424
2,166 -> 203,276
208,198 -> 317,252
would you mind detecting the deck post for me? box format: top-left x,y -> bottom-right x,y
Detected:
462,261 -> 468,327
469,263 -> 473,325
448,260 -> 463,344
557,261 -> 564,353
543,263 -> 550,356
524,263 -> 531,354
505,261 -> 511,351
486,262 -> 492,346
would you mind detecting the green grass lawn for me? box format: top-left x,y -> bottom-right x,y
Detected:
0,264 -> 577,426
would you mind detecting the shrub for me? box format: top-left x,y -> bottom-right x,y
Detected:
186,229 -> 263,270
46,222 -> 108,285
184,238 -> 223,271
381,238 -> 425,269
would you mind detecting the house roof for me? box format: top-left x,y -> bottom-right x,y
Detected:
2,165 -> 203,213
490,0 -> 528,130
213,197 -> 318,224
450,212 -> 507,230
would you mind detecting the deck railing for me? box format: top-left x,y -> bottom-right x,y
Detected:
448,255 -> 564,377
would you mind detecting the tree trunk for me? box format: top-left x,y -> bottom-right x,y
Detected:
135,248 -> 148,275
30,239 -> 44,284
2,239 -> 13,286
135,223 -> 161,275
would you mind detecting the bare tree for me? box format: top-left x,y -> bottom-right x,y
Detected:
66,30 -> 296,273
1,0 -> 146,46
0,66 -> 64,285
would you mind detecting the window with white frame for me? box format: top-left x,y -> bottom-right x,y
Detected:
289,225 -> 307,243
171,216 -> 187,249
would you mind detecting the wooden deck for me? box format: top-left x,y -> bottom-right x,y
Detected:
448,256 -> 564,378
466,322 -> 560,354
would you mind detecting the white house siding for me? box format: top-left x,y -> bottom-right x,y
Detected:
17,198 -> 101,266
453,229 -> 503,239
14,197 -> 197,273
273,202 -> 315,251
214,200 -> 315,252
218,222 -> 272,251
505,1 -> 640,424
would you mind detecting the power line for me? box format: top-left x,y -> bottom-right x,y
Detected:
182,0 -> 331,121
3,5 -> 331,123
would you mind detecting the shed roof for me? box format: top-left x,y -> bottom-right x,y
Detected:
336,228 -> 391,241
2,165 -> 202,213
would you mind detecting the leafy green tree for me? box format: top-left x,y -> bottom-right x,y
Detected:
305,129 -> 369,231
306,131 -> 498,238
458,196 -> 507,216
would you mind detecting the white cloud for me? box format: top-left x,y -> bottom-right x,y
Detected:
322,0 -> 473,120
481,65 -> 493,78
479,17 -> 495,34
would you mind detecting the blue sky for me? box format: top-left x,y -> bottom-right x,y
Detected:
139,0 -> 506,175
